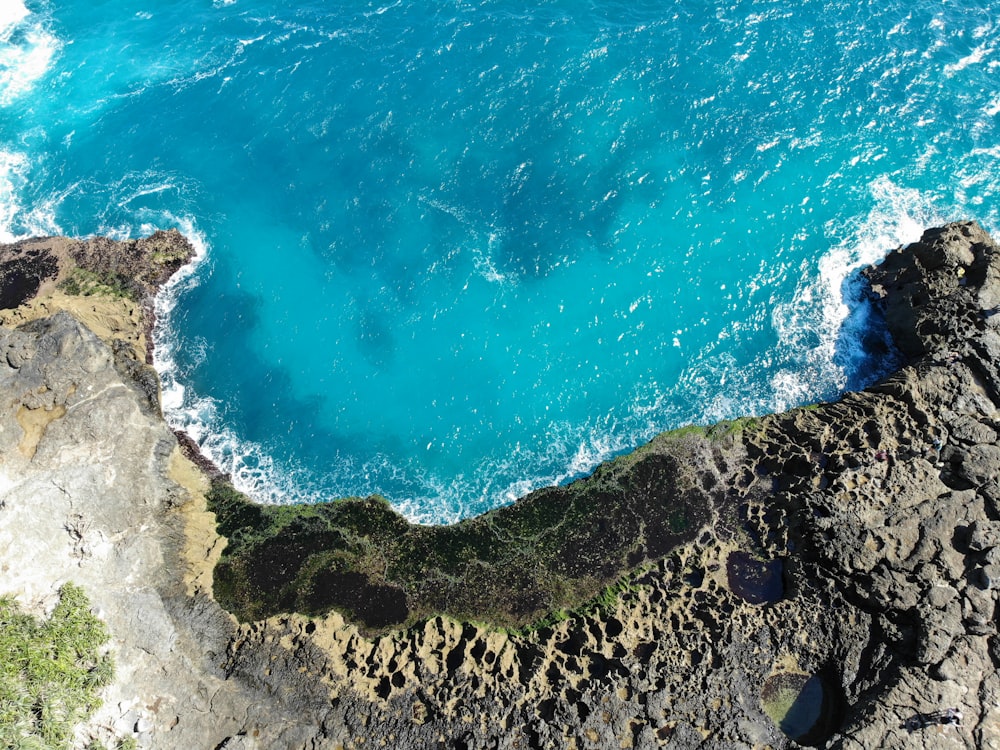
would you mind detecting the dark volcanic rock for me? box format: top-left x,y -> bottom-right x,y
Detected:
726,551 -> 784,605
3,222 -> 1000,749
0,244 -> 59,308
67,229 -> 195,364
206,426 -> 742,632
68,229 -> 194,304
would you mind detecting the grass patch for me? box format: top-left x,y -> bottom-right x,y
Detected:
86,739 -> 136,750
0,583 -> 113,749
58,268 -> 134,300
150,249 -> 189,265
657,416 -> 760,442
704,416 -> 761,440
578,578 -> 637,618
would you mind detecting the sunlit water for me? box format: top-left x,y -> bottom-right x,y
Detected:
2,0 -> 998,522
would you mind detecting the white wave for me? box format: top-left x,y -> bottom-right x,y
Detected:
802,177 -> 941,389
679,178 -> 941,430
473,231 -> 517,285
135,174 -> 966,526
0,150 -> 27,243
121,183 -> 176,206
945,42 -> 994,76
0,2 -> 29,37
146,226 -> 255,506
449,416 -> 637,520
176,395 -> 310,505
0,149 -> 63,242
149,182 -> 941,523
419,194 -> 516,287
0,1 -> 60,107
366,0 -> 403,18
821,177 -> 940,283
767,369 -> 815,412
151,218 -> 216,449
152,222 -> 308,507
275,409 -> 641,525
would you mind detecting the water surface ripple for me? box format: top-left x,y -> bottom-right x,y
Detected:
2,0 -> 998,521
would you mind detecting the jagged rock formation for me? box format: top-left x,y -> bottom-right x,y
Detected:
0,222 -> 998,749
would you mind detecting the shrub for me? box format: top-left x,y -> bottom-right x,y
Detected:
58,269 -> 134,300
0,583 -> 113,749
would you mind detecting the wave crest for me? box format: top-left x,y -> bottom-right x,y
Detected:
0,0 -> 59,108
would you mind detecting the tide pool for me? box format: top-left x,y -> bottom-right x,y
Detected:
2,0 -> 998,521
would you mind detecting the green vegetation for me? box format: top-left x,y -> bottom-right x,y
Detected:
86,738 -> 136,750
58,268 -> 135,300
0,583 -> 113,750
522,576 -> 650,634
661,417 -> 759,439
149,248 -> 189,265
208,425 -> 743,635
711,416 -> 760,437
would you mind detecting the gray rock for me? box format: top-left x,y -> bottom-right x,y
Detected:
969,519 -> 1000,552
927,584 -> 959,609
214,737 -> 260,750
0,311 -> 331,749
959,444 -> 1000,488
977,564 -> 1000,590
4,223 -> 1000,749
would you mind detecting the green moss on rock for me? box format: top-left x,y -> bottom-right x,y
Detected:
207,424 -> 746,635
58,267 -> 136,300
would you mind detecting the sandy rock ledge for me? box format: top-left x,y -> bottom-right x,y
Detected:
0,223 -> 999,749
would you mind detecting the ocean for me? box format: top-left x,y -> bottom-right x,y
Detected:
2,0 -> 997,522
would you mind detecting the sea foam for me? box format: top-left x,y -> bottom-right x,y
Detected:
0,0 -> 59,108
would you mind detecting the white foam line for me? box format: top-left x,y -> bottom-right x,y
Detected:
151,217 -> 210,428
0,149 -> 66,243
397,179 -> 956,522
0,1 -> 29,42
945,43 -> 994,76
0,149 -> 28,243
151,222 -> 326,507
770,177 -> 942,412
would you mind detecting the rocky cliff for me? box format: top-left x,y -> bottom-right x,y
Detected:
0,223 -> 998,749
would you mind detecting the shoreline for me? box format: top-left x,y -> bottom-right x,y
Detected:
0,222 -> 999,747
136,234 -> 905,525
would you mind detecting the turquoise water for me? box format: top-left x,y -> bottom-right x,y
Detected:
2,1 -> 998,522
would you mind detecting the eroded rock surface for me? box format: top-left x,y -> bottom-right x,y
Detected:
0,222 -> 999,749
0,312 -> 319,748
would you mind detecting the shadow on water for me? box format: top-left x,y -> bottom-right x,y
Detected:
761,670 -> 841,747
834,264 -> 903,393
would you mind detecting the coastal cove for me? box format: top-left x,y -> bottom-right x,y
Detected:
0,223 -> 998,748
6,0 -> 1000,521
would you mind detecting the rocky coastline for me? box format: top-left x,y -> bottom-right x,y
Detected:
0,222 -> 999,748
